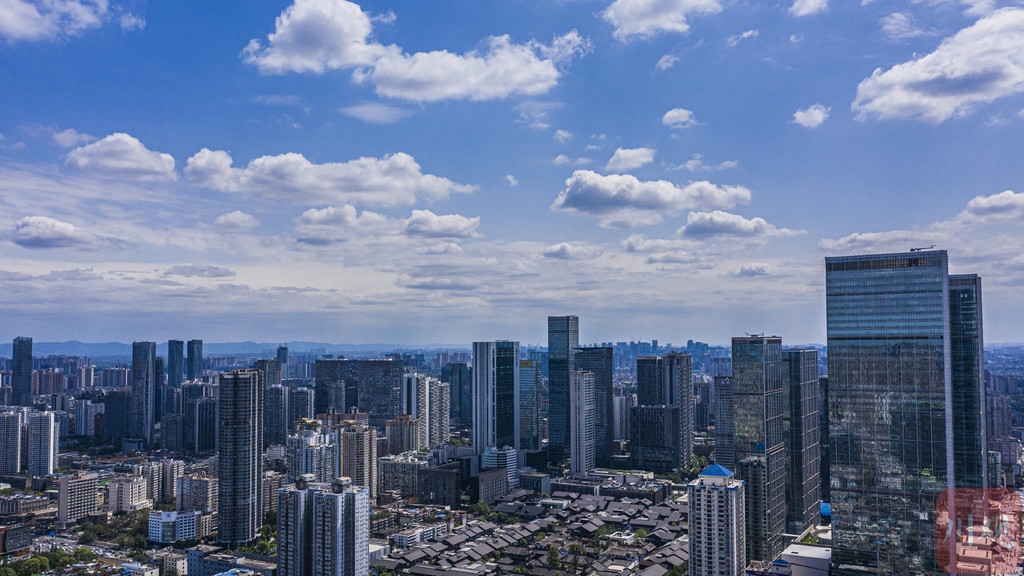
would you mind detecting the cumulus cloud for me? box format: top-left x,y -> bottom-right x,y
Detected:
645,251 -> 699,265
340,103 -> 413,124
853,7 -> 1024,123
554,129 -> 573,143
423,242 -> 463,255
727,29 -> 758,47
881,12 -> 930,40
731,263 -> 772,277
662,108 -> 698,129
961,189 -> 1024,220
552,170 -> 751,227
119,13 -> 144,31
792,104 -> 831,128
541,242 -> 603,260
214,211 -> 260,229
402,210 -> 480,238
606,147 -> 655,171
10,216 -> 122,250
790,0 -> 828,17
676,210 -> 804,240
293,205 -> 393,245
601,0 -> 723,41
185,149 -> 475,208
678,153 -> 738,171
243,0 -> 589,102
656,55 -> 679,70
0,0 -> 108,42
164,265 -> 237,278
66,133 -> 177,181
53,128 -> 94,148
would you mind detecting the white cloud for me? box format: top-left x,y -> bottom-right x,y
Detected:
853,7 -> 1024,123
244,0 -> 589,102
792,104 -> 831,128
9,216 -> 123,250
402,210 -> 481,238
541,242 -> 603,260
961,189 -> 1024,220
164,264 -> 236,279
554,129 -> 573,143
727,29 -> 759,47
340,103 -> 413,124
881,12 -> 930,40
676,210 -> 804,239
731,263 -> 772,277
656,55 -> 679,70
679,153 -> 738,171
601,0 -> 723,41
185,149 -> 475,208
789,0 -> 828,17
645,251 -> 699,265
606,147 -> 655,171
621,234 -> 684,252
65,133 -> 177,181
293,205 -> 393,245
0,0 -> 108,42
119,13 -> 144,31
214,211 -> 260,229
506,174 -> 519,187
515,101 -> 561,130
53,128 -> 94,147
662,108 -> 698,129
554,154 -> 571,165
552,170 -> 752,228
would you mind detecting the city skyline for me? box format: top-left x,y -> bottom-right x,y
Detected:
2,1 -> 1024,346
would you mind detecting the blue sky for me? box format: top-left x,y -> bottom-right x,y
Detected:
2,0 -> 1023,346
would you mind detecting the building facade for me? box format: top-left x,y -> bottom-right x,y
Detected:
547,316 -> 579,463
218,370 -> 263,548
688,464 -> 746,576
472,341 -> 520,453
569,370 -> 595,476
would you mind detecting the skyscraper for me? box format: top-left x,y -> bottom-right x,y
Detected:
12,337 -> 32,407
519,359 -> 541,450
279,476 -> 368,576
782,349 -> 820,536
629,353 -> 693,473
688,464 -> 746,576
574,346 -> 613,466
218,369 -> 263,548
288,387 -> 315,433
569,370 -> 595,476
825,250 -> 987,574
729,335 -> 785,563
256,359 -> 283,448
131,342 -> 157,447
186,339 -> 203,381
472,341 -> 520,453
315,359 -> 403,430
340,423 -> 377,500
28,410 -> 57,477
0,410 -> 22,474
277,345 -> 289,371
547,316 -> 579,463
168,340 -> 185,388
441,361 -> 472,426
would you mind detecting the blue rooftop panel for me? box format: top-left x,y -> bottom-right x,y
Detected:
699,463 -> 734,477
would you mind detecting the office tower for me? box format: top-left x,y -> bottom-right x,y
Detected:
12,337 -> 32,406
218,369 -> 263,548
693,379 -> 713,432
277,346 -> 288,371
161,414 -> 184,451
574,347 -> 613,466
612,395 -> 632,441
714,375 -> 735,469
340,423 -> 377,499
279,476 -> 369,576
192,396 -> 218,454
168,340 -> 185,388
186,340 -> 203,381
131,341 -> 157,447
782,349 -> 820,536
386,414 -> 421,455
547,316 -> 579,462
286,429 -> 339,484
687,464 -> 746,576
178,474 -> 218,513
482,445 -> 520,488
728,335 -> 785,563
102,388 -> 132,446
825,250 -> 987,574
472,341 -> 520,453
0,410 -> 22,474
519,360 -> 541,450
154,356 -> 166,422
629,405 -> 681,472
58,472 -> 99,528
288,386 -> 315,432
266,385 -> 288,446
28,410 -> 58,477
630,353 -> 693,472
315,359 -> 403,431
569,370 -> 595,476
818,376 -> 830,504
442,362 -> 472,426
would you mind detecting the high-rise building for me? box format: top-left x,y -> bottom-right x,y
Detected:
0,410 -> 22,474
286,429 -> 338,484
102,389 -> 132,447
574,347 -> 613,466
278,476 -> 369,576
727,335 -> 785,563
825,250 -> 987,574
28,410 -> 57,477
168,340 -> 185,388
256,360 -> 284,448
569,370 -> 595,476
58,472 -> 99,528
441,362 -> 472,426
519,360 -> 541,450
177,474 -> 218,513
340,423 -> 377,500
186,340 -> 203,381
277,346 -> 289,371
629,353 -> 693,473
547,316 -> 579,462
688,464 -> 746,576
315,359 -> 403,430
385,414 -> 421,455
287,387 -> 315,433
75,400 -> 103,438
472,341 -> 520,453
400,373 -> 447,448
218,369 -> 263,548
782,349 -> 821,536
12,337 -> 32,407
131,342 -> 157,447
378,452 -> 431,498
426,378 -> 450,447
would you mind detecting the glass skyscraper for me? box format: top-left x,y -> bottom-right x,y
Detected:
825,250 -> 986,575
547,315 -> 579,463
472,341 -> 520,452
12,337 -> 32,407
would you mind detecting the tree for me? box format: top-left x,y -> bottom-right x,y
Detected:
568,543 -> 583,555
634,528 -> 648,541
546,545 -> 561,568
0,566 -> 17,576
471,500 -> 491,516
73,548 -> 98,563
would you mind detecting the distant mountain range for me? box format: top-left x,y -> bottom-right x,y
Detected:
0,340 -> 470,358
